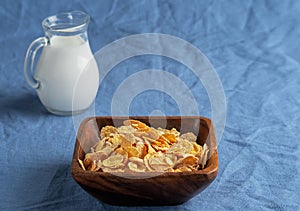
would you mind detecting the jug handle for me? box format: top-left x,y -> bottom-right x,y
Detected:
24,37 -> 48,89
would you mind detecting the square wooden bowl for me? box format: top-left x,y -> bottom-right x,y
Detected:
71,116 -> 218,206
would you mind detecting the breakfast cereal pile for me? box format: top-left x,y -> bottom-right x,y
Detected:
78,120 -> 209,173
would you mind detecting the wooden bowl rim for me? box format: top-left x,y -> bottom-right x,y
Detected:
72,116 -> 218,178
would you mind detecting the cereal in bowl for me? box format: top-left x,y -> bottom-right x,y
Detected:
79,119 -> 209,173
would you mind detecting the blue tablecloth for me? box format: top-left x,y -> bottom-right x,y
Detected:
0,0 -> 299,210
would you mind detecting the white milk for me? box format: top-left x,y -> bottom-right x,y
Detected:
35,35 -> 99,114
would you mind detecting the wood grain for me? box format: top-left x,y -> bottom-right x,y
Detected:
71,116 -> 218,206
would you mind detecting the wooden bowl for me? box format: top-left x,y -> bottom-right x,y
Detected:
71,116 -> 218,206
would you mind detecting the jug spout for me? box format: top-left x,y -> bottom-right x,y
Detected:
42,11 -> 90,36
43,11 -> 90,45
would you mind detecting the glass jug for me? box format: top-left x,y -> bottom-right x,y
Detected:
24,11 -> 99,115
